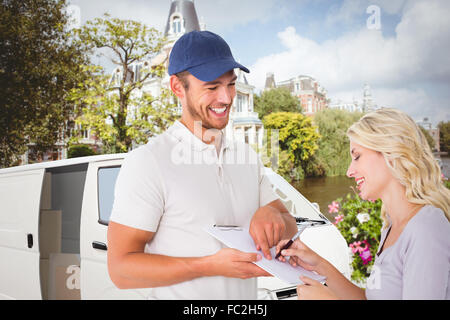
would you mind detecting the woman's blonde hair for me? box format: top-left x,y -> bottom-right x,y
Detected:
347,108 -> 450,225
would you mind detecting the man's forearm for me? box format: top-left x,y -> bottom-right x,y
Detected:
109,252 -> 210,289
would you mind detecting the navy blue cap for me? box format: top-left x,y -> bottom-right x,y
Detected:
168,31 -> 249,82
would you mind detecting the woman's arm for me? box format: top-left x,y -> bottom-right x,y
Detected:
277,238 -> 366,300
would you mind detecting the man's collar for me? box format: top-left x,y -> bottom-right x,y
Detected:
168,120 -> 233,152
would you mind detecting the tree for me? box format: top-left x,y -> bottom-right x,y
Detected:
262,112 -> 320,182
254,87 -> 302,119
312,109 -> 364,177
69,14 -> 178,153
0,0 -> 90,167
438,121 -> 450,153
418,126 -> 436,152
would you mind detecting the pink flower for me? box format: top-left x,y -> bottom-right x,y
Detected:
328,201 -> 340,214
349,241 -> 361,254
350,240 -> 370,255
359,247 -> 372,265
333,214 -> 344,225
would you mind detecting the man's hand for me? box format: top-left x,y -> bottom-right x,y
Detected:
249,201 -> 293,260
206,248 -> 271,279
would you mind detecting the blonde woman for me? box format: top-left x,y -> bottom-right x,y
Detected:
277,108 -> 450,300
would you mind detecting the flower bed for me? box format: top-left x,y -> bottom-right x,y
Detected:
329,188 -> 383,283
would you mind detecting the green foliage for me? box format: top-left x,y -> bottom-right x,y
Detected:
312,109 -> 364,176
438,121 -> 450,153
69,14 -> 178,153
332,191 -> 383,283
419,126 -> 436,151
262,112 -> 320,181
254,87 -> 302,119
0,0 -> 90,167
68,144 -> 97,158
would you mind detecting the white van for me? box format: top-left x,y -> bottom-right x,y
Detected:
0,154 -> 350,300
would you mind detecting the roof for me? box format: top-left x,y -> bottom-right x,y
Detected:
0,153 -> 127,175
164,0 -> 201,36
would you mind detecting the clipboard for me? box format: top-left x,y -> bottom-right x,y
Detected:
204,226 -> 326,285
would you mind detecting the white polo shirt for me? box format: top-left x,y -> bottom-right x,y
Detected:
110,120 -> 279,300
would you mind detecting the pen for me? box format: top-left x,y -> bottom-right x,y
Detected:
213,224 -> 240,228
275,224 -> 309,259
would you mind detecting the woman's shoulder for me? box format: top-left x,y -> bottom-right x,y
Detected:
404,205 -> 449,244
414,205 -> 447,225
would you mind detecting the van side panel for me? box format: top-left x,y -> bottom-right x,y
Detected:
0,169 -> 44,299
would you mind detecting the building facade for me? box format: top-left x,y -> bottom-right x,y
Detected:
264,73 -> 328,116
328,83 -> 378,113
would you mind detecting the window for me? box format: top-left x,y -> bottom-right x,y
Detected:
98,166 -> 121,225
236,93 -> 247,113
172,16 -> 181,34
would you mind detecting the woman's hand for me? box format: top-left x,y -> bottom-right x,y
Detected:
297,276 -> 339,300
275,238 -> 326,273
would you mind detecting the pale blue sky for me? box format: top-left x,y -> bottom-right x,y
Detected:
68,0 -> 450,125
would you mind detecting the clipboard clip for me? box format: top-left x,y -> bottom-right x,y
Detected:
295,216 -> 330,227
213,224 -> 243,231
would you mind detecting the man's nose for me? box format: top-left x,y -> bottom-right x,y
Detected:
216,86 -> 232,105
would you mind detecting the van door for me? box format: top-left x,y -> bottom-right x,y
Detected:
80,160 -> 148,299
0,169 -> 45,299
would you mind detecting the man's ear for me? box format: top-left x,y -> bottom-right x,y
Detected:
170,75 -> 185,99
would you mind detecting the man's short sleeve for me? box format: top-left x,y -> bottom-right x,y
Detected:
109,146 -> 164,232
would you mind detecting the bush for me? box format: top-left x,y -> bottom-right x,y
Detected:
330,189 -> 383,284
68,144 -> 97,158
262,112 -> 320,181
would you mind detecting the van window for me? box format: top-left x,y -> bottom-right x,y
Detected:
98,166 -> 121,225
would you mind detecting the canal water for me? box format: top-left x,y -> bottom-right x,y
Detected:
292,176 -> 356,222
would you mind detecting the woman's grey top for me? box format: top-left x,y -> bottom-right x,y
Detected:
365,205 -> 450,300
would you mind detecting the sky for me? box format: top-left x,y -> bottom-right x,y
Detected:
67,0 -> 450,126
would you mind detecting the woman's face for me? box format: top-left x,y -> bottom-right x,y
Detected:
346,140 -> 394,201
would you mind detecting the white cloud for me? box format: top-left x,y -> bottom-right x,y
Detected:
70,0 -> 283,34
248,0 -> 450,124
195,0 -> 281,32
70,0 -> 169,29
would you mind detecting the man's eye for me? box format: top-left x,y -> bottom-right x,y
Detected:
354,155 -> 360,161
229,82 -> 236,87
207,87 -> 217,91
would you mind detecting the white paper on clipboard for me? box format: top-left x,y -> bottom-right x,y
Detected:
204,226 -> 326,285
